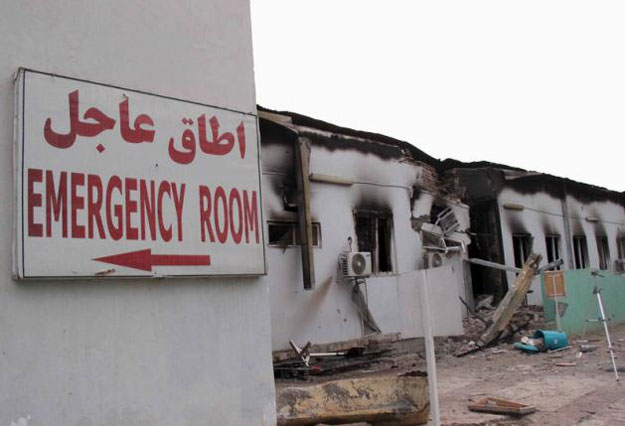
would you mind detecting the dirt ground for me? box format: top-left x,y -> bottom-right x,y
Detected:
436,324 -> 625,425
277,314 -> 625,425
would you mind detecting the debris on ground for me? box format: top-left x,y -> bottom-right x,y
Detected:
274,338 -> 395,380
477,254 -> 541,347
440,324 -> 625,425
579,344 -> 598,353
514,330 -> 569,353
274,316 -> 625,424
452,302 -> 544,357
515,335 -> 545,352
468,396 -> 536,416
455,254 -> 542,356
548,345 -> 572,353
603,365 -> 625,372
274,346 -> 391,379
276,373 -> 429,426
475,295 -> 494,311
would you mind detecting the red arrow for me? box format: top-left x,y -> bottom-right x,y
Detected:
94,249 -> 211,272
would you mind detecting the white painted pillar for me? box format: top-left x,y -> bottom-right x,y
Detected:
420,269 -> 441,426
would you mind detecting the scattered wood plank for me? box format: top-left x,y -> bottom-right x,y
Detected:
478,253 -> 541,346
548,345 -> 572,353
456,254 -> 541,357
468,397 -> 536,416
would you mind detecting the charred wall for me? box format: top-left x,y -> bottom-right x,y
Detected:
468,200 -> 508,300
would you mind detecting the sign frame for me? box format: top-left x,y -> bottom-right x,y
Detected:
13,68 -> 267,279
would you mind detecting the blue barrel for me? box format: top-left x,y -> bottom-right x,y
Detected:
534,329 -> 568,350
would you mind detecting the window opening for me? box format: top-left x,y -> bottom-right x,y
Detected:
512,234 -> 532,269
545,235 -> 561,269
267,221 -> 321,248
573,235 -> 589,269
597,236 -> 610,271
354,210 -> 394,274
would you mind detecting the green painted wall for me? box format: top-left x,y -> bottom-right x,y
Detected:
542,269 -> 625,335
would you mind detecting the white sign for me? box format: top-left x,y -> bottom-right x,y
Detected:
14,69 -> 266,278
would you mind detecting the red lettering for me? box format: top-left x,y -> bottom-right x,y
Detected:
140,180 -> 156,240
27,168 -> 43,237
243,190 -> 259,244
71,173 -> 85,238
27,170 -> 201,245
125,178 -> 138,240
87,174 -> 105,239
157,181 -> 172,242
236,122 -> 246,159
214,186 -> 228,244
171,183 -> 186,242
45,170 -> 67,238
106,176 -> 123,240
229,188 -> 243,244
199,186 -> 215,243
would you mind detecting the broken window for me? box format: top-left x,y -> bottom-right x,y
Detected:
512,234 -> 532,269
545,235 -> 561,269
573,235 -> 589,269
422,230 -> 445,251
596,236 -> 611,271
354,210 -> 394,274
267,221 -> 321,248
617,237 -> 625,259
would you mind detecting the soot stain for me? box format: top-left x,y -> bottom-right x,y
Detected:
353,193 -> 392,213
506,213 -> 528,235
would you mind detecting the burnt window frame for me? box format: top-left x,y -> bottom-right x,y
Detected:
573,235 -> 589,269
596,235 -> 611,271
545,235 -> 561,269
617,236 -> 625,260
353,209 -> 395,275
267,221 -> 321,248
512,233 -> 533,269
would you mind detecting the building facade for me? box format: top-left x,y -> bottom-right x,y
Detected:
0,2 -> 276,425
450,166 -> 625,305
259,109 -> 472,351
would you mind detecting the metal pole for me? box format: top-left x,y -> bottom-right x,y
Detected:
420,270 -> 441,426
590,271 -> 619,381
596,288 -> 619,381
551,274 -> 561,331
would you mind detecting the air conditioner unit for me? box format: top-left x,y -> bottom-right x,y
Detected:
425,251 -> 445,269
340,252 -> 372,277
615,259 -> 625,274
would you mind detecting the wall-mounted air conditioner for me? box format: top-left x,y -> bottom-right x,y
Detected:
425,251 -> 445,269
614,259 -> 625,274
339,252 -> 372,277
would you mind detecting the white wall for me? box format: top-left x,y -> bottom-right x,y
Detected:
264,142 -> 467,350
0,2 -> 276,426
565,195 -> 625,270
498,187 -> 625,305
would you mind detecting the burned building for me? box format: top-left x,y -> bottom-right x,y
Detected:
258,106 -> 625,343
447,164 -> 625,305
258,108 -> 473,352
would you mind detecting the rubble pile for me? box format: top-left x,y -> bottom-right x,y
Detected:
438,296 -> 545,357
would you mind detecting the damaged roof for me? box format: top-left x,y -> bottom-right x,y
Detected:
258,105 -> 439,166
258,105 -> 625,205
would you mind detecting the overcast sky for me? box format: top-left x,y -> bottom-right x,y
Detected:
251,1 -> 625,191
